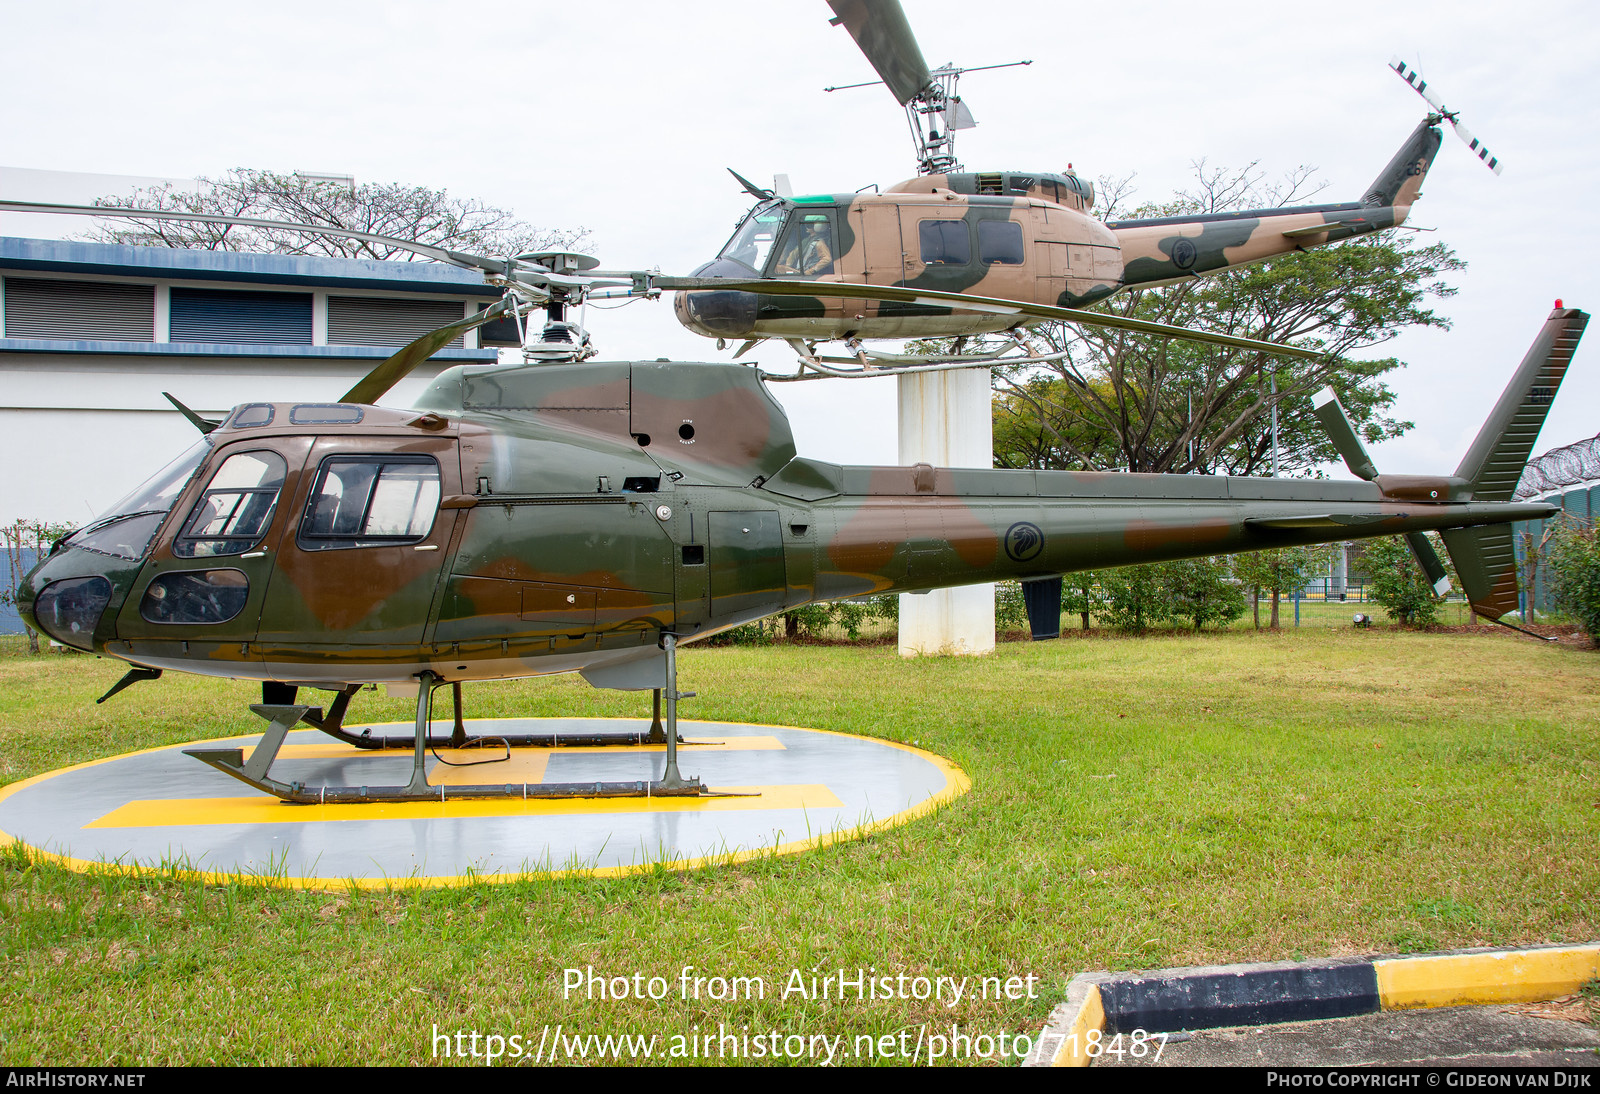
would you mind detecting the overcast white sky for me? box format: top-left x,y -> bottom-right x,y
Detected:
3,0 -> 1595,474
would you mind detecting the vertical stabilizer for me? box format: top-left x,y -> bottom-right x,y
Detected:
1438,306 -> 1588,621
1454,307 -> 1588,502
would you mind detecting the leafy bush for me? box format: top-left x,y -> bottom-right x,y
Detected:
1163,556 -> 1246,630
1360,535 -> 1443,626
1546,517 -> 1600,647
1098,565 -> 1169,632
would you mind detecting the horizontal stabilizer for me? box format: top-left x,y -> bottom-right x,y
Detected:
1454,308 -> 1589,501
1245,514 -> 1390,530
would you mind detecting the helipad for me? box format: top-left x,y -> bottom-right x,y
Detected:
0,719 -> 969,888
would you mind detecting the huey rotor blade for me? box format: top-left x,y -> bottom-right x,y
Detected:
341,298 -> 516,405
826,0 -> 932,105
661,276 -> 1324,361
0,200 -> 508,275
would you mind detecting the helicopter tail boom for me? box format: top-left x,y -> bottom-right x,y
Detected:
1109,120 -> 1444,290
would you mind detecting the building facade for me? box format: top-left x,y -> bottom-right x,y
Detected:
1,235 -> 507,631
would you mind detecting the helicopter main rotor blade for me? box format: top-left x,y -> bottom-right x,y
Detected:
660,276 -> 1324,361
341,297 -> 517,405
0,200 -> 509,275
826,0 -> 932,105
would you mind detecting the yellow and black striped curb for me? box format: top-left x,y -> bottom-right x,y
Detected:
1024,942 -> 1600,1067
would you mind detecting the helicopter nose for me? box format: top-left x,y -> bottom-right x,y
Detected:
26,574 -> 113,651
673,258 -> 759,338
20,541 -> 141,653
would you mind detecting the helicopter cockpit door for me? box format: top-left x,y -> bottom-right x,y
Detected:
114,437 -> 313,671
256,435 -> 461,669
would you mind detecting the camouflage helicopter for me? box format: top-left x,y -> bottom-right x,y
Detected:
5,192 -> 1580,807
676,2 -> 1504,373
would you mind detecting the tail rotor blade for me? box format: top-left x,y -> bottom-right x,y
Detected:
1448,118 -> 1503,176
1388,58 -> 1504,176
1405,532 -> 1453,597
1311,386 -> 1380,480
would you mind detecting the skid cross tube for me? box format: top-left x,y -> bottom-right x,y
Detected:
183,647 -> 714,802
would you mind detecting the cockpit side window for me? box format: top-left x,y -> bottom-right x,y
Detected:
297,456 -> 440,551
770,212 -> 836,277
717,201 -> 787,273
173,450 -> 288,558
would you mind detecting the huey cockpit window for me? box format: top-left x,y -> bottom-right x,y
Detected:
298,456 -> 440,550
717,201 -> 786,273
771,213 -> 836,276
174,450 -> 288,558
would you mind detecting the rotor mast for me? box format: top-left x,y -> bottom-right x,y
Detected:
823,0 -> 1027,176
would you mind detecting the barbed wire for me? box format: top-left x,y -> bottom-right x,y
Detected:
1515,431 -> 1600,498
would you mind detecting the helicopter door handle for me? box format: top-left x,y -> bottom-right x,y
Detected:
414,545 -> 439,552
241,550 -> 267,558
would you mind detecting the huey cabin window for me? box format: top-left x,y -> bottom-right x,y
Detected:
297,455 -> 441,551
918,219 -> 971,265
978,220 -> 1025,265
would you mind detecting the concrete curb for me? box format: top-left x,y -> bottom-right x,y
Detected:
1025,942 -> 1600,1067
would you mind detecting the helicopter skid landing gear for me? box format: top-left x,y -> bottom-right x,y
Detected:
184,640 -> 724,804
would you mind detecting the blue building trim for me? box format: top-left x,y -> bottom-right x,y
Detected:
0,236 -> 502,297
0,337 -> 497,361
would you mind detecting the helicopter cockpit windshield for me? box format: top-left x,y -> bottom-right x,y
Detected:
59,438 -> 212,561
716,201 -> 787,273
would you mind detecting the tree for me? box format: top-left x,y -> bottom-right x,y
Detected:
1545,517 -> 1600,647
83,169 -> 588,261
1060,570 -> 1104,631
1,519 -> 75,654
1234,545 -> 1335,630
985,164 -> 1459,475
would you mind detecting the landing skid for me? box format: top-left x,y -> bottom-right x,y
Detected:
185,636 -> 736,805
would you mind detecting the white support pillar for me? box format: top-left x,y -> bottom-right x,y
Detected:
897,368 -> 994,657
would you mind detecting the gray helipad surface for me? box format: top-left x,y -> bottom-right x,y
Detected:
0,719 -> 968,888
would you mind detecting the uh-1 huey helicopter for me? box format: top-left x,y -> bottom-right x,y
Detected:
676,2 -> 1505,375
0,44 -> 1570,808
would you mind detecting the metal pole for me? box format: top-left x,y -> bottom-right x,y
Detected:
659,635 -> 689,790
408,672 -> 437,794
1270,377 -> 1280,478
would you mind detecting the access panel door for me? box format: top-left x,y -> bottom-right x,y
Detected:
708,511 -> 785,620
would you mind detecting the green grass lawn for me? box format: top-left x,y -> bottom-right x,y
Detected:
1,629 -> 1596,1065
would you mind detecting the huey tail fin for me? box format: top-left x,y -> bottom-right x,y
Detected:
1453,306 -> 1588,502
1437,306 -> 1589,621
1363,118 -> 1443,212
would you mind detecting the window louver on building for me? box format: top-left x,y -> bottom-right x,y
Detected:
3,278 -> 154,341
170,288 -> 312,344
328,297 -> 464,348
